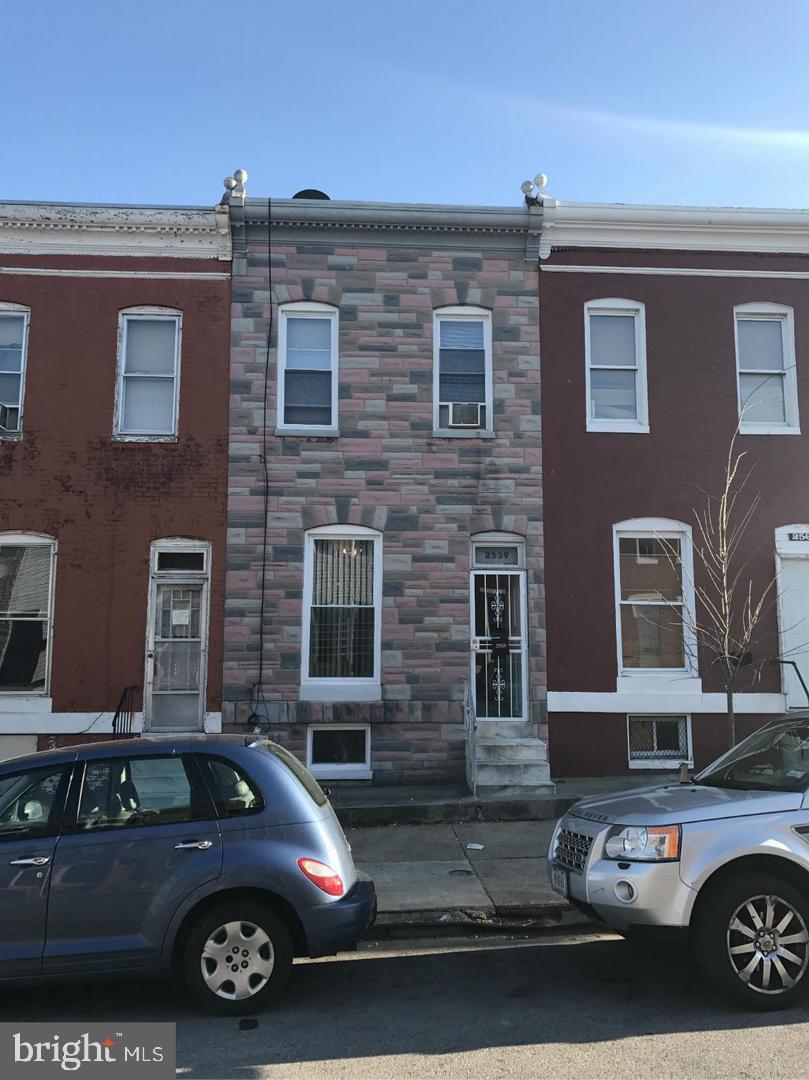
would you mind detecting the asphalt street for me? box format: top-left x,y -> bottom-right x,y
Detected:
2,931 -> 808,1079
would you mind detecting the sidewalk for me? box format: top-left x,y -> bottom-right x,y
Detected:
349,819 -> 579,932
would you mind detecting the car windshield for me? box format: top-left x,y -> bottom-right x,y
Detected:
696,718 -> 809,793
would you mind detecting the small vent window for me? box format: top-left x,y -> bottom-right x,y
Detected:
628,715 -> 689,762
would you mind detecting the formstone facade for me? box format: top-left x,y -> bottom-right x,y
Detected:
223,196 -> 546,785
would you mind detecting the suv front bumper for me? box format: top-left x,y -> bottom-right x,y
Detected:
549,816 -> 696,931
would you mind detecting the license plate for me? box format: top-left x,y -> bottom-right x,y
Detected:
550,864 -> 568,897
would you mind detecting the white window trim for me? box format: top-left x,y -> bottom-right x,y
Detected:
734,302 -> 800,435
277,302 -> 339,437
585,298 -> 649,434
432,305 -> 494,437
300,524 -> 382,702
306,723 -> 372,780
143,538 -> 211,733
113,306 -> 182,442
0,302 -> 31,441
0,532 -> 57,698
613,518 -> 698,684
626,713 -> 693,770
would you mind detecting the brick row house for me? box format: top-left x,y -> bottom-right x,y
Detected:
223,190 -> 553,792
0,200 -> 231,759
539,198 -> 809,775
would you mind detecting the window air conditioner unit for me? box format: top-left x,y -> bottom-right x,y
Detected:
448,402 -> 481,428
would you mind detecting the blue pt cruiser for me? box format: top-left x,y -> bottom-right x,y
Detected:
0,735 -> 376,1014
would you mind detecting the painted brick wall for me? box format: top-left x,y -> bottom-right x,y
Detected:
224,219 -> 544,785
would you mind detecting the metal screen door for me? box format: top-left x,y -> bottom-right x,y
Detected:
145,583 -> 206,731
471,570 -> 528,720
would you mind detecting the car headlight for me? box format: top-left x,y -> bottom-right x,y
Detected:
604,824 -> 681,861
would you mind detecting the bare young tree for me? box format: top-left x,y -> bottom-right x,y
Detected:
653,416 -> 788,751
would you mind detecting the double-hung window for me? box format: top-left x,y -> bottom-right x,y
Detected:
613,520 -> 695,676
0,304 -> 30,437
433,306 -> 493,434
585,299 -> 648,433
0,534 -> 56,694
301,526 -> 382,701
735,304 -> 799,434
277,303 -> 338,435
115,308 -> 181,439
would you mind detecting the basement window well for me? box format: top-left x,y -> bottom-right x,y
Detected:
306,725 -> 372,780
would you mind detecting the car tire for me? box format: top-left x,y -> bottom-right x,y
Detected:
182,901 -> 294,1015
692,871 -> 809,1011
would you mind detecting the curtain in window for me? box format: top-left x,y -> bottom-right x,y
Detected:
309,539 -> 374,678
0,545 -> 51,690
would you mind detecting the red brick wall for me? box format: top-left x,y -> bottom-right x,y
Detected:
0,254 -> 230,713
541,252 -> 809,698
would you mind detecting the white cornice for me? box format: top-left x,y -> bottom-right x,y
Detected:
540,200 -> 809,258
245,197 -> 532,235
0,202 -> 232,261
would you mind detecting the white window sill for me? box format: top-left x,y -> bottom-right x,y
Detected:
300,682 -> 381,703
277,426 -> 339,438
616,674 -> 702,694
113,433 -> 178,443
629,759 -> 693,770
739,424 -> 801,436
309,766 -> 373,781
0,695 -> 52,713
431,428 -> 495,439
587,421 -> 650,434
0,432 -> 22,442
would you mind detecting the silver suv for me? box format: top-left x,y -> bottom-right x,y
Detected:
549,713 -> 809,1010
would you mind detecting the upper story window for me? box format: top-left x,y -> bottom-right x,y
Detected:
277,303 -> 339,436
734,303 -> 799,435
301,525 -> 382,702
0,303 -> 30,438
0,533 -> 56,695
613,519 -> 696,676
433,306 -> 493,435
114,308 -> 181,440
585,299 -> 649,433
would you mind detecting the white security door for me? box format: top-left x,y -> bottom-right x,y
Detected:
144,542 -> 210,732
470,565 -> 528,721
146,583 -> 206,731
778,554 -> 809,709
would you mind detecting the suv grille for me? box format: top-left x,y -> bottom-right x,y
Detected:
555,828 -> 593,872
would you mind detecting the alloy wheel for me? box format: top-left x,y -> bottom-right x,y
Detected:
726,893 -> 809,995
201,920 -> 276,1001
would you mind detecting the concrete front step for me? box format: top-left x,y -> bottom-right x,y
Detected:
476,738 -> 548,763
474,721 -> 535,739
474,761 -> 552,787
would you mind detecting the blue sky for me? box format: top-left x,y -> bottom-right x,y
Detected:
3,0 -> 808,209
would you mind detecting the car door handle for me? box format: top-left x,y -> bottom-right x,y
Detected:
174,840 -> 214,851
10,856 -> 50,866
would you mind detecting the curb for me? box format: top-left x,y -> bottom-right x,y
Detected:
371,906 -> 594,936
334,795 -> 580,828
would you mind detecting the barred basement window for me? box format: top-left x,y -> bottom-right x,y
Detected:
628,715 -> 690,765
301,526 -> 382,700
